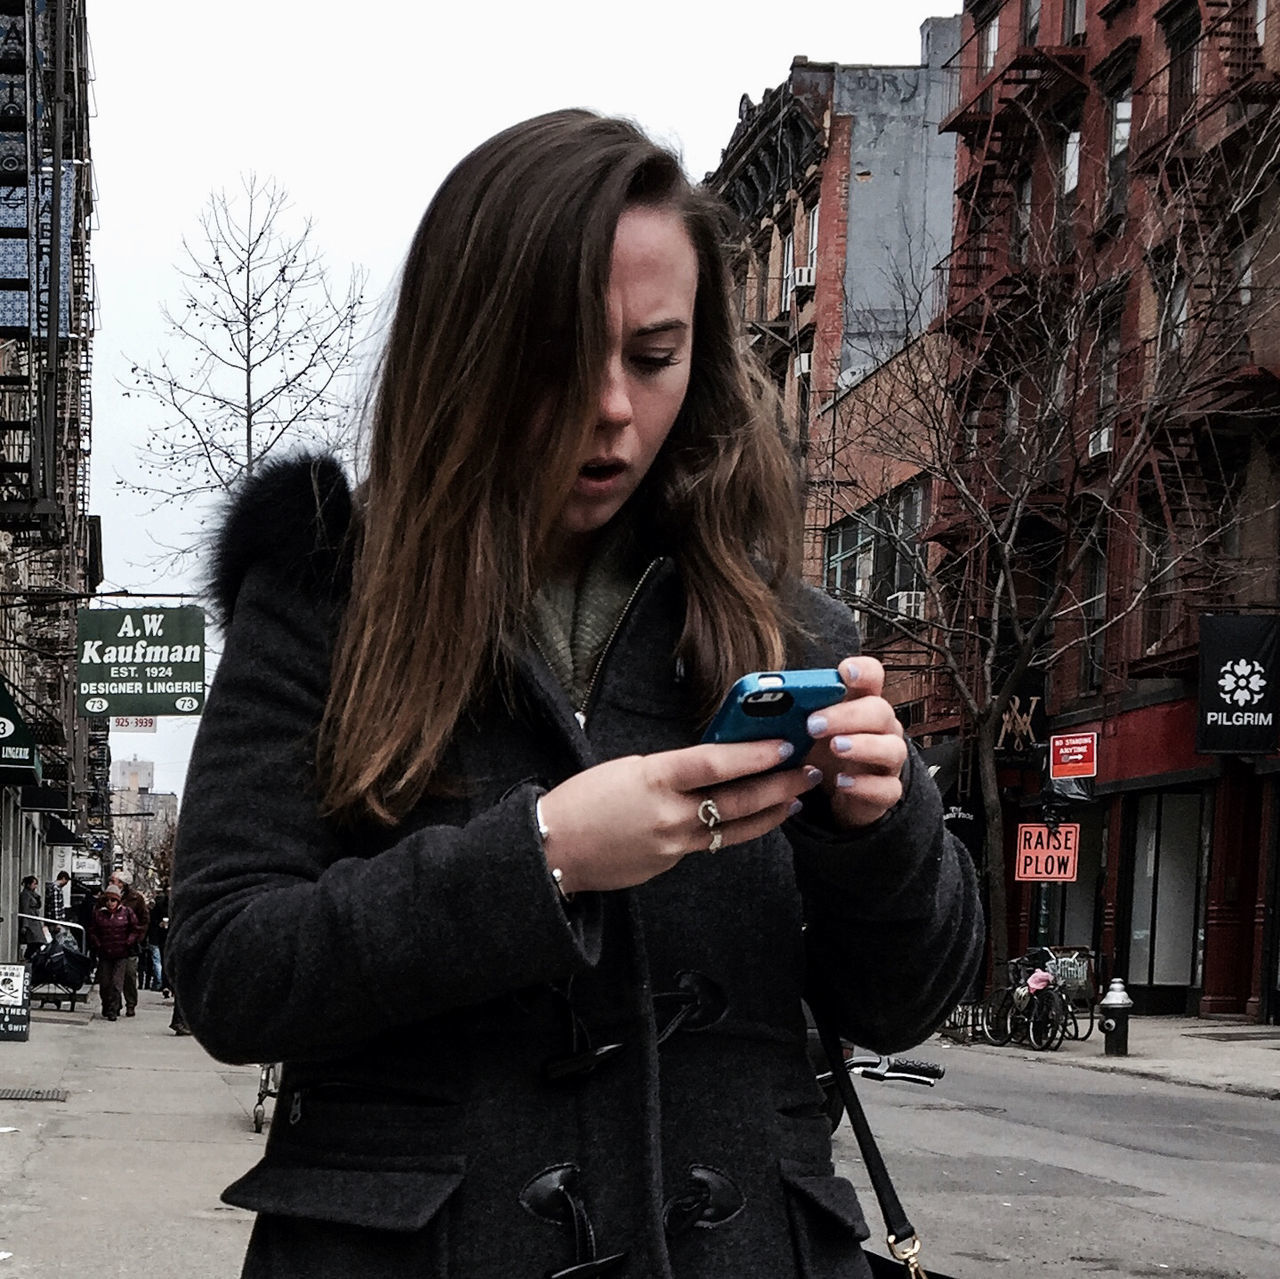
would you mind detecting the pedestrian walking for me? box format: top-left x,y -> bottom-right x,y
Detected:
167,109 -> 983,1279
17,875 -> 44,960
106,870 -> 149,1017
145,884 -> 169,991
87,884 -> 144,1022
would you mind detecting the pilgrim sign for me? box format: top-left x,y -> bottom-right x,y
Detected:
76,607 -> 206,718
1196,615 -> 1280,754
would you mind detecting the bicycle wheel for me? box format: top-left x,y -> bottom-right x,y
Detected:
982,987 -> 1015,1045
1027,988 -> 1067,1050
1073,997 -> 1096,1041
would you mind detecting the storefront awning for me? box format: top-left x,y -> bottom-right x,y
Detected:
20,785 -> 72,813
0,679 -> 42,784
43,815 -> 81,846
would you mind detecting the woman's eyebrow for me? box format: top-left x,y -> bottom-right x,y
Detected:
633,319 -> 689,338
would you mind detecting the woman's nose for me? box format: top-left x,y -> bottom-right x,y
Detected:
598,361 -> 632,427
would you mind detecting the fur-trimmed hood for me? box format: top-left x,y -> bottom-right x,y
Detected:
207,453 -> 354,630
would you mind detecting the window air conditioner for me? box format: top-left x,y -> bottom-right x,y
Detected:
1087,425 -> 1112,458
792,265 -> 816,290
887,590 -> 926,620
795,352 -> 812,377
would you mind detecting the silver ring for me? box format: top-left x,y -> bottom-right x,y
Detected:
697,798 -> 721,829
707,829 -> 723,854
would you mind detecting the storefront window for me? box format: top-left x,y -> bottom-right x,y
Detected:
1127,790 -> 1209,1004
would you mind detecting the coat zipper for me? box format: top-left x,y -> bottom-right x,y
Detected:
575,557 -> 663,730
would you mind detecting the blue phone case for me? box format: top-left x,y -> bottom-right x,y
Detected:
701,669 -> 846,766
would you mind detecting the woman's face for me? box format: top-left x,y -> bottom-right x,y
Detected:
553,203 -> 698,553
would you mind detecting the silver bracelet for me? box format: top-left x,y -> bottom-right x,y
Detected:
536,797 -> 572,902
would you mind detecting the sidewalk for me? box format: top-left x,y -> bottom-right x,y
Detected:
936,1012 -> 1280,1100
0,988 -> 260,1278
2,996 -> 1276,1278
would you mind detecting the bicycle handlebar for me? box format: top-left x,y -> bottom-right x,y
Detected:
848,1053 -> 945,1086
814,1051 -> 945,1088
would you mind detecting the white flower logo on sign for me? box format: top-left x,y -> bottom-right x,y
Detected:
1218,658 -> 1267,707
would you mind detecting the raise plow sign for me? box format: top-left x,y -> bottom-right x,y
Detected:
76,606 -> 206,718
1014,823 -> 1079,882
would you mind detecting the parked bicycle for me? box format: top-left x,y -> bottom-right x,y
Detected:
981,945 -> 1095,1051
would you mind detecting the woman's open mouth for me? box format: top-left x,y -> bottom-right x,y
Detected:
574,459 -> 627,494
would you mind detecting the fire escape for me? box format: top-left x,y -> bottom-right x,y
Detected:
0,0 -> 104,848
921,0 -> 1090,768
1127,0 -> 1280,672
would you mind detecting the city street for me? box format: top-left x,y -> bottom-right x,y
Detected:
2,994 -> 1277,1277
841,1041 -> 1280,1278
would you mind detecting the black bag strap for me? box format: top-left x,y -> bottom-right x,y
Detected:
814,1012 -> 917,1247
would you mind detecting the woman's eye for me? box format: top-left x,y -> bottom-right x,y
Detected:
631,352 -> 679,373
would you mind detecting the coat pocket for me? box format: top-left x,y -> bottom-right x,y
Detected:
779,1160 -> 872,1279
223,1155 -> 465,1232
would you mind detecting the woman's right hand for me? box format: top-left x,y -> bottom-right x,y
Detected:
536,740 -> 824,894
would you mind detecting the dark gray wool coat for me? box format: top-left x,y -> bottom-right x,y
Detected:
167,455 -> 983,1279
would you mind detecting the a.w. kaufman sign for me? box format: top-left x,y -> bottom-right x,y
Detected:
1196,614 -> 1280,754
76,606 -> 206,718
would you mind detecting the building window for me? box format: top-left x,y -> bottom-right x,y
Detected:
823,481 -> 925,637
824,518 -> 874,629
979,13 -> 1000,75
780,231 -> 794,313
1023,0 -> 1041,44
1057,126 -> 1080,249
806,204 -> 819,271
1080,538 -> 1107,693
1093,300 -> 1122,452
1062,0 -> 1086,42
1107,88 -> 1132,217
1138,511 -> 1176,653
1160,270 -> 1191,353
1012,169 -> 1033,263
1257,0 -> 1268,46
1167,14 -> 1202,127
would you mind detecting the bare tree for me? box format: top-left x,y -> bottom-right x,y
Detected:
807,98 -> 1280,969
122,174 -> 369,521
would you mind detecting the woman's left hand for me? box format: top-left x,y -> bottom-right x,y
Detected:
802,657 -> 908,829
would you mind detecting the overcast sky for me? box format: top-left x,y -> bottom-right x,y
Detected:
86,0 -> 962,796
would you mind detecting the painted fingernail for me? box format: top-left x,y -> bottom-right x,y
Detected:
807,713 -> 828,735
803,766 -> 824,786
788,798 -> 804,816
843,661 -> 861,683
832,735 -> 853,753
836,772 -> 855,791
777,741 -> 795,760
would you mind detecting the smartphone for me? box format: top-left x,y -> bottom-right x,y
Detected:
701,669 -> 846,768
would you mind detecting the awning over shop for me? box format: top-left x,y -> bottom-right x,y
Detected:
20,784 -> 72,812
43,814 -> 81,846
0,678 -> 42,783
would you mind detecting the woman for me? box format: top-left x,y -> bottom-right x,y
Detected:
18,875 -> 43,961
168,110 -> 982,1279
87,883 -> 144,1022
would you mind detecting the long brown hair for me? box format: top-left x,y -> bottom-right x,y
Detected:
319,110 -> 802,824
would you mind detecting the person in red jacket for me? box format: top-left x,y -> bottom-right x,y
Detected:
87,884 -> 144,1022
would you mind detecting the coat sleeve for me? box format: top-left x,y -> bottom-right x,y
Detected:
167,560 -> 604,1067
784,589 -> 984,1054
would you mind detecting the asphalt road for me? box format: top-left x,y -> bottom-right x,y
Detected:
832,1042 -> 1280,1278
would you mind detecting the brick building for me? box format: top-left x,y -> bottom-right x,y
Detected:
0,0 -> 105,961
706,18 -> 960,585
930,0 -> 1280,1019
711,1 -> 1280,1023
